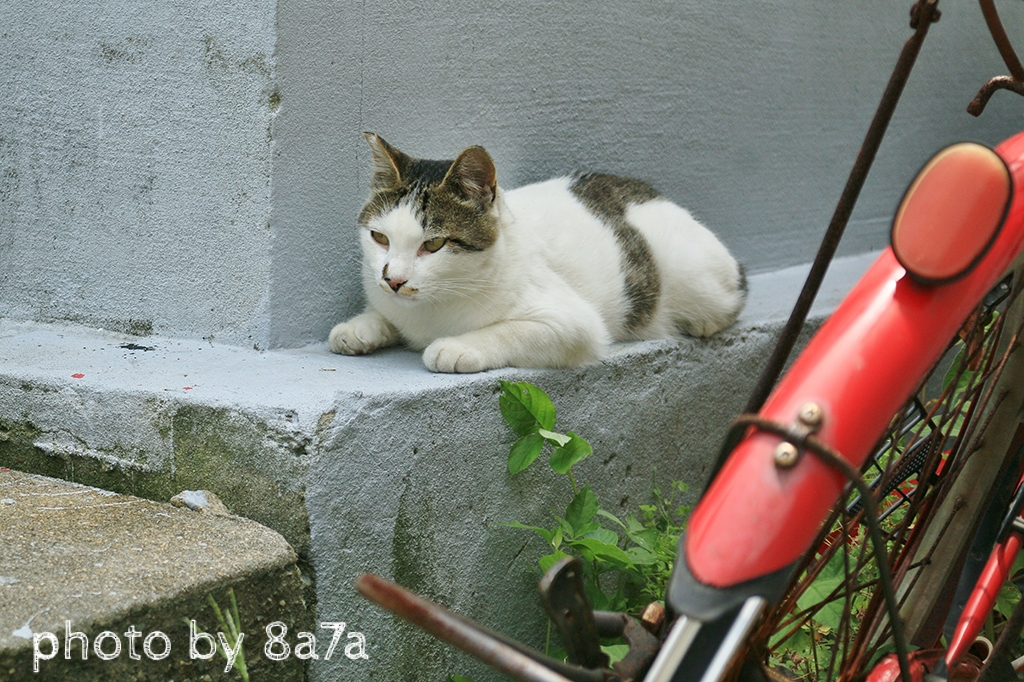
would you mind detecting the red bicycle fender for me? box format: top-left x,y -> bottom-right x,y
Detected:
686,130 -> 1024,588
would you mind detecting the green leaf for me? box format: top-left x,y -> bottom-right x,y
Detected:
550,432 -> 593,474
569,537 -> 636,569
581,527 -> 620,545
597,509 -> 628,529
795,551 -> 846,632
942,344 -> 978,399
995,581 -> 1020,619
587,586 -> 616,611
627,546 -> 660,565
498,381 -> 556,434
508,431 -> 545,474
770,620 -> 813,651
625,513 -> 645,534
539,550 -> 571,572
555,515 -> 575,539
448,675 -> 477,682
601,644 -> 631,665
565,486 -> 599,534
627,528 -> 660,553
538,428 -> 571,446
500,520 -> 554,544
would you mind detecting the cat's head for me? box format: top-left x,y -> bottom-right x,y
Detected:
357,133 -> 500,304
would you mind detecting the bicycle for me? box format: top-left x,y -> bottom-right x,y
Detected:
355,2 -> 1024,681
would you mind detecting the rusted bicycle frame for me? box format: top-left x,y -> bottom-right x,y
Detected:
355,3 -> 1024,681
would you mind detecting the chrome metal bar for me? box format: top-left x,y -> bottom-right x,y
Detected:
698,598 -> 767,682
642,616 -> 702,682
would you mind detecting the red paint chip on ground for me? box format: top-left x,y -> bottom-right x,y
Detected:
183,386 -> 193,391
71,373 -> 85,379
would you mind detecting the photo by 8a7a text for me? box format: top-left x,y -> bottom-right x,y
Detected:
31,620 -> 368,673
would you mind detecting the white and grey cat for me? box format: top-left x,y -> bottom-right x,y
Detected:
328,133 -> 746,373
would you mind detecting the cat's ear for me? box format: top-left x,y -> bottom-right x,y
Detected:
364,132 -> 409,190
441,146 -> 497,210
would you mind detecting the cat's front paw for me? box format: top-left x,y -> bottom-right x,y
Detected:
328,314 -> 394,355
423,338 -> 490,373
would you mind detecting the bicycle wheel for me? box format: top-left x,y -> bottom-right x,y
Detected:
748,253 -> 1024,682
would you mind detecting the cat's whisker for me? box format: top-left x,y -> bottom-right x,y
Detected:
422,285 -> 501,305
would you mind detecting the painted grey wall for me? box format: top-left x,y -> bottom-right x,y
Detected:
0,0 -> 278,347
2,0 -> 1023,350
272,0 -> 1024,348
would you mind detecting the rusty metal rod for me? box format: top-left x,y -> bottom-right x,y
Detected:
978,0 -> 1024,82
968,0 -> 1024,116
969,75 -> 1024,117
355,573 -> 604,682
708,0 -> 941,483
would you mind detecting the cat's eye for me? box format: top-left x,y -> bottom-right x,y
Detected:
370,230 -> 389,246
422,237 -> 447,253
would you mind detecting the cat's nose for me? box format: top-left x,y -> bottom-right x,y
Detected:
385,276 -> 407,292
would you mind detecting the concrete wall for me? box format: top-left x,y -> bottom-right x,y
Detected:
2,0 -> 1023,348
0,0 -> 277,347
267,0 -> 1024,346
0,289 -> 821,682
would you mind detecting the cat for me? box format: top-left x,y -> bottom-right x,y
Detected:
328,133 -> 747,373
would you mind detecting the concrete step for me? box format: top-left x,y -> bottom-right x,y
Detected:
0,252 -> 878,681
0,470 -> 309,682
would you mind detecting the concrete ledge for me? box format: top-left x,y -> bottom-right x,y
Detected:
0,251 -> 879,681
0,470 -> 308,682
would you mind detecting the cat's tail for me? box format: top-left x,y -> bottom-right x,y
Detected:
671,260 -> 747,338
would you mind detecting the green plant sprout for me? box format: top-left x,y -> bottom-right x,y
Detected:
497,380 -> 690,662
185,587 -> 249,682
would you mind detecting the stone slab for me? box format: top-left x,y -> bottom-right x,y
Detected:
0,470 -> 308,682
